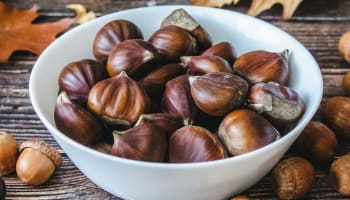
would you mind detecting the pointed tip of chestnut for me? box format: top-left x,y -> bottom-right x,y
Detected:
188,75 -> 199,86
180,56 -> 191,66
57,91 -> 71,104
281,49 -> 290,59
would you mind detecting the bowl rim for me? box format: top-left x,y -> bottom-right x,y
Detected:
29,5 -> 323,169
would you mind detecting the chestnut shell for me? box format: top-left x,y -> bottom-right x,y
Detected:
181,55 -> 233,75
58,59 -> 108,105
201,42 -> 236,65
93,20 -> 143,61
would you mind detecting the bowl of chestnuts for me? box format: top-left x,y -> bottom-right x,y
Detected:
29,5 -> 323,200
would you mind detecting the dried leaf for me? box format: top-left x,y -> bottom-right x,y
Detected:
66,4 -> 96,24
248,0 -> 303,20
192,0 -> 240,7
0,2 -> 74,61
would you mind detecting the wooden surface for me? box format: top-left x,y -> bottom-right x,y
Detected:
1,0 -> 350,199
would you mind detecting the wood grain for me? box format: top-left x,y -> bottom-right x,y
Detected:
1,0 -> 350,199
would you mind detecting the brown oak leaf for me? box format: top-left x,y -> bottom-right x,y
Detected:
0,2 -> 74,61
191,0 -> 303,20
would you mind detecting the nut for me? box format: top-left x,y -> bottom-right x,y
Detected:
233,50 -> 289,84
161,74 -> 198,125
297,121 -> 337,164
248,82 -> 305,130
135,113 -> 184,138
189,72 -> 248,116
148,26 -> 197,63
16,140 -> 62,186
339,31 -> 350,64
0,131 -> 18,176
88,71 -> 150,126
230,195 -> 250,200
54,91 -> 105,145
180,55 -> 233,75
91,142 -> 112,154
330,153 -> 350,195
160,8 -> 212,52
321,96 -> 350,139
93,20 -> 143,61
107,39 -> 160,79
169,125 -> 226,163
218,109 -> 280,156
342,71 -> 350,94
111,123 -> 167,162
272,157 -> 315,200
139,63 -> 185,98
58,59 -> 108,105
201,41 -> 236,65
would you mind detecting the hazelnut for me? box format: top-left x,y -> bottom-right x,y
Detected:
330,153 -> 350,195
58,59 -> 108,105
233,50 -> 289,84
54,91 -> 106,145
297,121 -> 337,164
339,31 -> 350,64
321,96 -> 350,139
218,109 -> 280,156
272,157 -> 315,200
342,71 -> 350,94
189,72 -> 248,116
0,131 -> 18,176
93,20 -> 143,61
0,176 -> 4,200
16,140 -> 62,186
169,125 -> 226,163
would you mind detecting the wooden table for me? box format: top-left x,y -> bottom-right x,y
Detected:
1,0 -> 350,199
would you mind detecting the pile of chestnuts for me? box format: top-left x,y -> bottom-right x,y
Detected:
54,9 -> 305,163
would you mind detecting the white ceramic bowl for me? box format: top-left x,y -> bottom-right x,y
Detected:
29,5 -> 323,200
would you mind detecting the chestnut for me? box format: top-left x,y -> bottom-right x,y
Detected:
218,109 -> 280,156
148,26 -> 197,63
201,42 -> 236,65
112,123 -> 167,162
88,71 -> 150,126
248,82 -> 305,130
161,8 -> 212,52
58,59 -> 108,105
180,55 -> 233,75
189,72 -> 249,116
107,39 -> 160,79
93,20 -> 143,61
233,50 -> 289,84
161,74 -> 198,125
139,63 -> 185,98
169,125 -> 226,163
54,91 -> 105,145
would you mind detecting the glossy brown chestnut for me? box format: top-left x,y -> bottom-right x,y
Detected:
160,8 -> 212,52
233,50 -> 289,84
139,63 -> 185,97
112,123 -> 167,162
148,26 -> 197,63
321,96 -> 350,139
161,74 -> 198,125
180,55 -> 233,75
88,71 -> 150,126
58,59 -> 108,104
107,39 -> 160,79
218,109 -> 280,156
297,121 -> 337,164
248,82 -> 305,130
201,42 -> 236,65
93,20 -> 143,61
54,92 -> 105,145
169,125 -> 226,163
135,113 -> 184,138
189,72 -> 249,116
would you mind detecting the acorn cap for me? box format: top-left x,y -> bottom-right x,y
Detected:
19,140 -> 62,167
